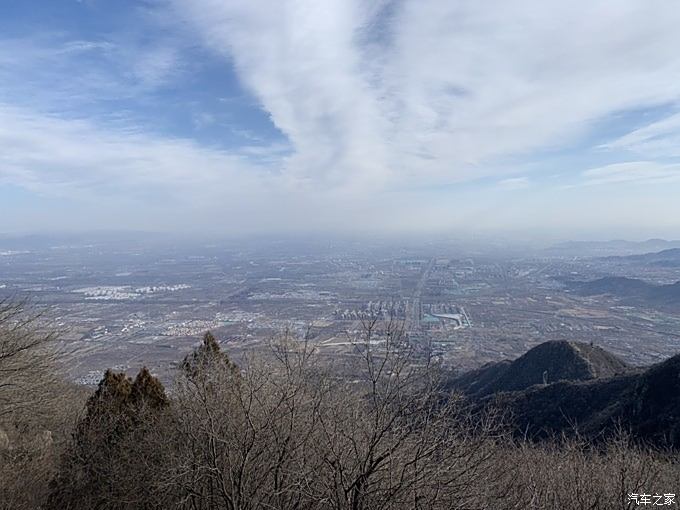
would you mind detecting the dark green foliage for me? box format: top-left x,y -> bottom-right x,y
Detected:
46,368 -> 169,510
180,330 -> 239,380
83,370 -> 132,422
130,367 -> 170,410
74,367 -> 168,446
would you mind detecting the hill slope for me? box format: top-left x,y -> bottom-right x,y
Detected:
546,239 -> 680,257
449,340 -> 630,398
608,248 -> 680,267
567,276 -> 680,306
454,342 -> 680,448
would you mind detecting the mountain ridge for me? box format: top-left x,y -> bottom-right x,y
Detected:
448,340 -> 630,398
607,247 -> 680,267
566,276 -> 680,306
451,341 -> 680,447
546,239 -> 680,257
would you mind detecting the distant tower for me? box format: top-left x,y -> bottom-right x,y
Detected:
542,370 -> 549,385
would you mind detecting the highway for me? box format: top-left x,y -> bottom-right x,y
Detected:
406,258 -> 435,333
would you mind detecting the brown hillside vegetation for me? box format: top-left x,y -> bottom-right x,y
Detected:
0,299 -> 85,510
1,304 -> 679,509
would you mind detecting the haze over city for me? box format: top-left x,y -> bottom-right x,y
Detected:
2,0 -> 680,238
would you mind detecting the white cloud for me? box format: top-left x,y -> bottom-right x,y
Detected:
171,0 -> 392,191
0,33 -> 184,115
497,177 -> 530,190
174,0 -> 680,190
129,44 -> 184,88
601,112 -> 680,158
0,104 -> 272,200
0,104 -> 424,234
4,1 -> 680,235
581,161 -> 680,186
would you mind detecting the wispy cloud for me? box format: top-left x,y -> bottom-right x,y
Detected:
172,0 -> 392,190
497,177 -> 530,190
582,161 -> 680,186
0,104 -> 272,200
0,104 -> 394,234
3,1 -> 680,235
175,0 -> 680,190
601,112 -> 680,158
0,32 -> 185,115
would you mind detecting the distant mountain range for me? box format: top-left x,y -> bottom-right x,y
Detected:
0,231 -> 169,250
565,276 -> 680,306
449,341 -> 680,447
606,247 -> 680,267
546,239 -> 680,257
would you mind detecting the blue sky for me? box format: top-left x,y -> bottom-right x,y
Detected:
2,0 -> 680,239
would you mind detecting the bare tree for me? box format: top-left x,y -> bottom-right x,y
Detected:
162,324 -> 504,510
0,298 -> 60,421
304,317 -> 503,510
0,298 -> 82,510
164,331 -> 327,509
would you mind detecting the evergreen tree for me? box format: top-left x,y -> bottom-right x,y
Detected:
46,368 -> 169,510
181,331 -> 239,381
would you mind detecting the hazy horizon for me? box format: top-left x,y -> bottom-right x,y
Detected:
2,1 -> 680,237
3,228 -> 680,254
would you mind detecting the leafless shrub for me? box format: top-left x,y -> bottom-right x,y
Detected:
160,323 -> 506,509
162,331 -> 324,509
486,431 -> 680,510
0,298 -> 60,421
0,298 -> 82,510
305,317 -> 505,510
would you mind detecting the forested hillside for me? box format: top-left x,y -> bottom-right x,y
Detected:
1,300 -> 678,510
